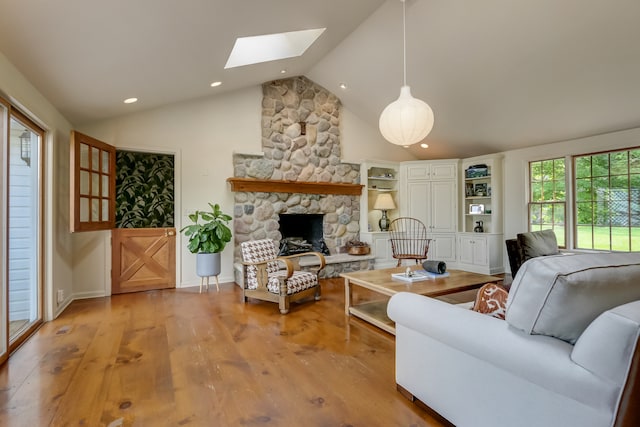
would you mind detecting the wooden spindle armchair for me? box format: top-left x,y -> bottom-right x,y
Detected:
388,217 -> 431,267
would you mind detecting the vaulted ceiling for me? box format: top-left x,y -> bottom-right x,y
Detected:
1,0 -> 640,159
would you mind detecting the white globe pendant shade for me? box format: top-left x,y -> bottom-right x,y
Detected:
379,85 -> 434,146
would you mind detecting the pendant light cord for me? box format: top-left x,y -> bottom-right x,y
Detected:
402,0 -> 407,86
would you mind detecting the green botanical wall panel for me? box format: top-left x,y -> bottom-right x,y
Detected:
115,151 -> 174,228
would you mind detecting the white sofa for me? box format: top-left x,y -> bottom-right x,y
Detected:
387,252 -> 640,427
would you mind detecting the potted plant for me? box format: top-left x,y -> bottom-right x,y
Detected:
180,203 -> 232,278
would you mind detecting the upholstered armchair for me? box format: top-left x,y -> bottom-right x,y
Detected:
505,229 -> 560,279
240,239 -> 326,314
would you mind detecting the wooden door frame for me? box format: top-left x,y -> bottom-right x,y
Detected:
104,145 -> 181,296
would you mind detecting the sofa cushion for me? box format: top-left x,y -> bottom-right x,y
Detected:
517,229 -> 559,261
473,283 -> 508,319
506,252 -> 640,344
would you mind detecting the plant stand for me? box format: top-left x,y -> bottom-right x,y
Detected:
199,275 -> 219,293
196,252 -> 222,293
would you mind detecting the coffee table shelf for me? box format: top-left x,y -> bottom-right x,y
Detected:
349,300 -> 394,334
341,267 -> 501,335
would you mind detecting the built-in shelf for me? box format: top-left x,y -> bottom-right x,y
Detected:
227,177 -> 363,195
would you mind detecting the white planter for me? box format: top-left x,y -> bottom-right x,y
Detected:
196,252 -> 221,277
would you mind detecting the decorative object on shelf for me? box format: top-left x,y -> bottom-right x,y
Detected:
374,192 -> 396,231
469,204 -> 485,214
474,183 -> 488,196
346,240 -> 371,255
465,182 -> 475,197
378,0 -> 434,146
474,220 -> 484,233
465,164 -> 488,178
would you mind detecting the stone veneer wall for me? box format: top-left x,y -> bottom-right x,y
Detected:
232,76 -> 362,264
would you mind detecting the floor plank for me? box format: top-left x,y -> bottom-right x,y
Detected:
0,279 -> 450,426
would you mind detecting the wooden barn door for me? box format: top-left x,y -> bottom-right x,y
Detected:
111,150 -> 176,294
111,228 -> 176,294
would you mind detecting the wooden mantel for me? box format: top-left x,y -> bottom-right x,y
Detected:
227,177 -> 363,196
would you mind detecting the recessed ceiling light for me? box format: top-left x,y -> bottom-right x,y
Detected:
123,97 -> 138,104
420,143 -> 429,148
210,81 -> 222,87
225,28 -> 326,69
403,145 -> 410,148
280,69 -> 287,74
339,83 -> 347,90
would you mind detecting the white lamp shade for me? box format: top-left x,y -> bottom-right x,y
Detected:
379,85 -> 434,146
373,192 -> 396,210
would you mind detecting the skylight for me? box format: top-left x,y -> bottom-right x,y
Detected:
224,28 -> 326,69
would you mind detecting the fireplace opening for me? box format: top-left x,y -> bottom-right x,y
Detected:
278,214 -> 330,256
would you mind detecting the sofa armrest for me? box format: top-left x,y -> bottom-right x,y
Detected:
388,292 -> 618,410
571,300 -> 640,384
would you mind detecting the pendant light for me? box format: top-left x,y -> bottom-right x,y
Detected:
379,0 -> 434,146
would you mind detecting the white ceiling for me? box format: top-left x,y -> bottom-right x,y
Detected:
1,0 -> 640,160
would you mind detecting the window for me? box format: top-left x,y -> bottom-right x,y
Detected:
574,148 -> 640,251
528,158 -> 566,247
70,131 -> 116,232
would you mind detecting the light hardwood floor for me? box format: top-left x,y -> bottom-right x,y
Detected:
0,278 -> 453,427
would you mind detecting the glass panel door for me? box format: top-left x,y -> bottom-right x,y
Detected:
0,100 -> 8,364
7,115 -> 42,348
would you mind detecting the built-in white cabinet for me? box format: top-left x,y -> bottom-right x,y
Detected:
359,161 -> 400,268
358,156 -> 505,273
406,180 -> 457,233
461,155 -> 503,234
360,161 -> 400,233
457,233 -> 504,275
399,160 -> 458,265
458,155 -> 504,274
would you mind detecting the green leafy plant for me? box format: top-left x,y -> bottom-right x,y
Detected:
180,203 -> 232,254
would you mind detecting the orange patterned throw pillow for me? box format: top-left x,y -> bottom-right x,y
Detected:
472,283 -> 509,319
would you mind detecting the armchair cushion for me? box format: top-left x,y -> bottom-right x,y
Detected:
506,252 -> 640,344
268,270 -> 318,294
517,229 -> 560,261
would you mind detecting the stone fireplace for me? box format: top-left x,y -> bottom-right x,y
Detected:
230,76 -> 374,279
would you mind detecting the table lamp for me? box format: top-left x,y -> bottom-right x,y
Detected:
374,193 -> 396,231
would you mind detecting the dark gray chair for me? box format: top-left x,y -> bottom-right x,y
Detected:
506,229 -> 560,278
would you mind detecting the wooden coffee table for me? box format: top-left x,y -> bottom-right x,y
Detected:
340,266 -> 502,335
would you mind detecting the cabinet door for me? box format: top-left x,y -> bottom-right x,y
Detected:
406,164 -> 430,180
458,235 -> 488,266
458,235 -> 475,264
372,233 -> 393,265
407,181 -> 431,226
430,180 -> 456,233
430,163 -> 457,180
471,236 -> 488,266
428,233 -> 456,263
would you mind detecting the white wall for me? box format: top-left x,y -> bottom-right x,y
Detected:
502,126 -> 640,270
341,107 -> 416,163
77,81 -> 412,294
0,51 -> 74,320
